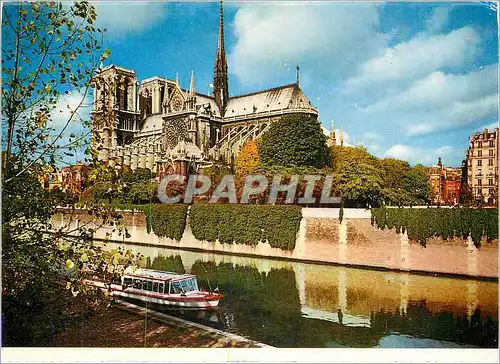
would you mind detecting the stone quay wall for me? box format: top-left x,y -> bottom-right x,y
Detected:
52,207 -> 498,279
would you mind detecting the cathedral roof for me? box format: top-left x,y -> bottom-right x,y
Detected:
223,83 -> 317,121
195,93 -> 222,118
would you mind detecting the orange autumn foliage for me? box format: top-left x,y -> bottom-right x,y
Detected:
235,139 -> 262,201
235,139 -> 260,179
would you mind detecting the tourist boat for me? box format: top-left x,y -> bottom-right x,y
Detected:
86,268 -> 223,310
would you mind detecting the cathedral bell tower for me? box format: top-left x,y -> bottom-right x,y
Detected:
213,0 -> 229,116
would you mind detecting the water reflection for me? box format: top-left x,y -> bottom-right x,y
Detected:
106,242 -> 498,348
371,302 -> 498,348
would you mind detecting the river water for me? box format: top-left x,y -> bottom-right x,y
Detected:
105,242 -> 498,348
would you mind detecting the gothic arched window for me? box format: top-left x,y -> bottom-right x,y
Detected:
145,90 -> 152,115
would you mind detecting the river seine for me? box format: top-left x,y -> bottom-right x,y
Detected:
105,241 -> 498,348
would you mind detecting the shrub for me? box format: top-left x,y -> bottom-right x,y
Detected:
189,205 -> 302,250
371,207 -> 498,247
150,204 -> 188,241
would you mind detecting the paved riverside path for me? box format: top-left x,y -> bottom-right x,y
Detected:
115,299 -> 273,348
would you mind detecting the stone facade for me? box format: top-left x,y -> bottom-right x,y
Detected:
465,127 -> 499,204
90,1 -> 318,176
428,157 -> 462,205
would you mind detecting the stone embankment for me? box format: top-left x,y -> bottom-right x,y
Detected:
52,207 -> 498,279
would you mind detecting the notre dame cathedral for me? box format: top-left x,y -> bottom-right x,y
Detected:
91,1 -> 318,179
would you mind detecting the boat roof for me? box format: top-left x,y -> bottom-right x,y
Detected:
124,268 -> 196,282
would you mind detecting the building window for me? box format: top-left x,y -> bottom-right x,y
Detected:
488,179 -> 493,186
478,141 -> 483,148
478,150 -> 482,157
477,160 -> 482,166
477,179 -> 482,186
489,149 -> 494,156
489,159 -> 494,166
477,188 -> 482,195
489,141 -> 494,147
489,189 -> 494,195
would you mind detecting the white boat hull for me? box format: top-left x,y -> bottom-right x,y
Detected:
86,280 -> 221,310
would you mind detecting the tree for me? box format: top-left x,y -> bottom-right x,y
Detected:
2,1 -> 110,174
377,158 -> 430,206
258,114 -> 331,168
378,158 -> 410,189
2,2 -> 137,346
235,139 -> 260,179
331,145 -> 378,173
335,162 -> 384,207
402,164 -> 430,204
127,180 -> 157,204
122,167 -> 153,184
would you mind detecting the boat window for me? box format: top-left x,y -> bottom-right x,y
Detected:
171,278 -> 198,294
159,283 -> 164,294
170,281 -> 181,294
142,280 -> 152,291
134,279 -> 142,289
153,282 -> 158,292
123,277 -> 133,287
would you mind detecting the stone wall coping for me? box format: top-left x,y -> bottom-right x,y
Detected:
302,208 -> 371,219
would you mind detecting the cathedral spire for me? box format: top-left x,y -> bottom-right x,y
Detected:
213,0 -> 229,115
190,70 -> 196,95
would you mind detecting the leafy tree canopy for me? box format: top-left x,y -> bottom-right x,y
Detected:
335,162 -> 384,207
235,139 -> 260,179
331,145 -> 378,172
259,114 -> 331,168
1,1 -> 140,346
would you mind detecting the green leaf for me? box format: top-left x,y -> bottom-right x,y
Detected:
65,259 -> 74,270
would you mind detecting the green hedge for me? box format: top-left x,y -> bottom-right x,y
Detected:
371,208 -> 498,247
150,204 -> 188,241
189,205 -> 302,250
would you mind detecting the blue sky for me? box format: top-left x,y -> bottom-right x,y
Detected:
28,0 -> 500,167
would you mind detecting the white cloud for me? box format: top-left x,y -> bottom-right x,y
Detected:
364,64 -> 497,114
356,63 -> 498,136
346,26 -> 480,92
229,3 -> 388,85
406,93 -> 498,135
384,144 -> 455,165
46,90 -> 91,164
49,91 -> 91,129
425,7 -> 449,34
93,1 -> 168,36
